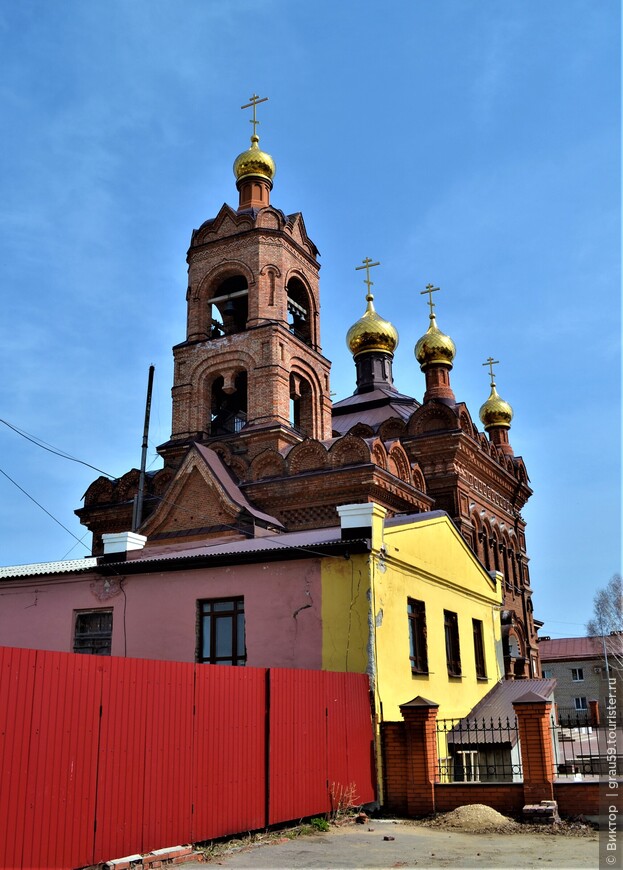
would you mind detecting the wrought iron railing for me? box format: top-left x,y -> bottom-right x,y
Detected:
551,715 -> 623,778
435,716 -> 522,783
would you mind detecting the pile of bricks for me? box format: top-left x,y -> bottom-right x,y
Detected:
522,800 -> 561,825
105,845 -> 204,869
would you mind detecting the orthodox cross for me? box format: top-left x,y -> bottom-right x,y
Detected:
355,258 -> 381,297
420,283 -> 440,316
483,356 -> 500,385
241,93 -> 268,137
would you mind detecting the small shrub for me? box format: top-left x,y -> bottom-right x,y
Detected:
310,817 -> 330,832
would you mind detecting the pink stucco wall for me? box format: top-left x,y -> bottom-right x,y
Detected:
0,559 -> 323,668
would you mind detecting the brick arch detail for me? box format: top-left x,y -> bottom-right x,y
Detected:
287,439 -> 329,474
84,476 -> 114,506
411,462 -> 427,494
385,440 -> 413,484
328,434 -> 371,469
346,422 -> 374,438
248,448 -> 287,481
407,403 -> 458,436
378,417 -> 407,440
369,439 -> 388,471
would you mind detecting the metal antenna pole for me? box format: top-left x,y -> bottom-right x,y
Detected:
133,365 -> 155,532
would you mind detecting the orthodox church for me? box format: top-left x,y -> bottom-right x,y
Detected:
75,99 -> 540,678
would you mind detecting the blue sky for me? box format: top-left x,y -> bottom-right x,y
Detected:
0,1 -> 619,639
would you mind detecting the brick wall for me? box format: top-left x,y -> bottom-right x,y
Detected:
554,782 -> 600,816
382,695 -> 604,819
434,783 -> 524,815
381,722 -> 408,815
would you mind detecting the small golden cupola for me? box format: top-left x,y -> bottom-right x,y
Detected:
414,284 -> 456,404
479,357 -> 514,455
346,259 -> 399,394
233,93 -> 275,211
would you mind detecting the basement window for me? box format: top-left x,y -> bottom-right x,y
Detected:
73,609 -> 113,655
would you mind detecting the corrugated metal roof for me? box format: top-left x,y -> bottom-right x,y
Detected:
126,526 -> 348,563
539,635 -> 623,661
447,678 -> 557,746
0,558 -> 98,580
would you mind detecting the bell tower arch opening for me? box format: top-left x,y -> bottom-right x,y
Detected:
286,276 -> 313,347
210,370 -> 248,436
208,275 -> 249,337
289,373 -> 315,436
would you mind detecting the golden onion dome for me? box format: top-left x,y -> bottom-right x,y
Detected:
479,383 -> 513,430
233,134 -> 275,183
414,313 -> 456,369
346,293 -> 399,357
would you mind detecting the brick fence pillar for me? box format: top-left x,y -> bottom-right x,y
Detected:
399,696 -> 439,817
513,691 -> 555,805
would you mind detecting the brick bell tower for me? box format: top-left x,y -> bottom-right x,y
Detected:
158,95 -> 333,470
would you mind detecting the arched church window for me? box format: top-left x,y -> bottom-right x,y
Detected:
286,277 -> 312,346
209,275 -> 248,336
508,636 -> 520,659
210,371 -> 248,435
290,373 -> 314,436
479,530 -> 491,571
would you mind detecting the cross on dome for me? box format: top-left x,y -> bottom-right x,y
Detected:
241,93 -> 269,139
355,258 -> 381,300
420,283 -> 440,318
482,356 -> 500,386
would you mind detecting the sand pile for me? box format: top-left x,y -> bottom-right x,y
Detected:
424,804 -> 520,833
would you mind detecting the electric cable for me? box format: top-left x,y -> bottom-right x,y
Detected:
1,418 -> 116,479
0,466 -> 91,551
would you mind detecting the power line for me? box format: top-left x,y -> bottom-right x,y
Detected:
0,418 -> 116,479
0,467 -> 91,552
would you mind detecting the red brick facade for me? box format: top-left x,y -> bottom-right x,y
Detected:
76,128 -> 540,671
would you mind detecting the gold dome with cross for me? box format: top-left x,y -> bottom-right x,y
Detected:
479,357 -> 513,430
414,284 -> 456,368
346,259 -> 399,357
233,93 -> 276,183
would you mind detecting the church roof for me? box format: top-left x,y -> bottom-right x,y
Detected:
332,387 -> 420,434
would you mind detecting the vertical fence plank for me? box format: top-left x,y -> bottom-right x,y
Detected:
142,660 -> 194,852
0,647 -> 37,870
192,664 -> 266,841
20,650 -> 101,870
269,668 -> 330,823
95,656 -> 150,862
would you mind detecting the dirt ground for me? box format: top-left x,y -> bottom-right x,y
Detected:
186,807 -> 599,870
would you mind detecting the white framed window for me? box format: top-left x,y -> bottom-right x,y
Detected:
542,668 -> 553,678
571,667 -> 584,681
574,696 -> 588,711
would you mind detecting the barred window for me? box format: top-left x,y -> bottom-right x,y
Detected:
198,598 -> 246,666
74,610 -> 113,656
407,598 -> 428,674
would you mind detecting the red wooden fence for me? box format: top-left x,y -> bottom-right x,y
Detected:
0,647 -> 375,870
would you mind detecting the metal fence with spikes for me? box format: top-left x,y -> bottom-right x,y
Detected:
435,715 -> 523,782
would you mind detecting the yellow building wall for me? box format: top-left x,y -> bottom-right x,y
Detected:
321,553 -> 370,676
321,512 -> 504,723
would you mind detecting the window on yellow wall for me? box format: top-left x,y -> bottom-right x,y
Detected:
472,618 -> 487,679
444,610 -> 461,677
407,598 -> 428,674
